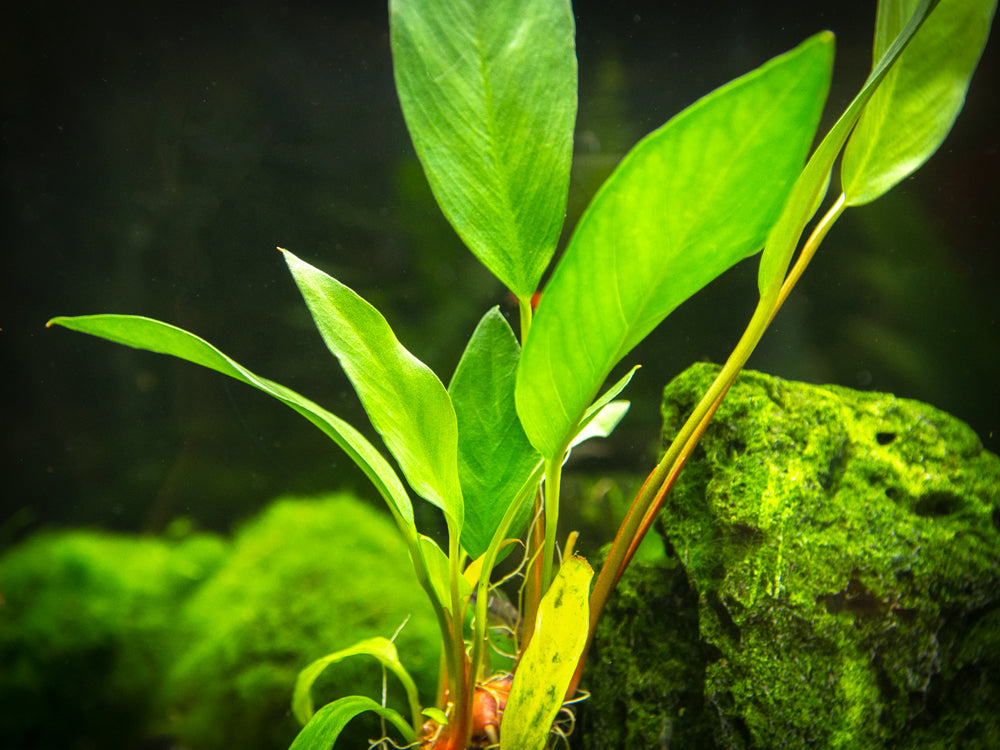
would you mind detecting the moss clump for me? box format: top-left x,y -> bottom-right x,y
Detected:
0,527 -> 227,749
581,363 -> 1000,749
1,493 -> 441,749
160,493 -> 440,749
580,552 -> 716,749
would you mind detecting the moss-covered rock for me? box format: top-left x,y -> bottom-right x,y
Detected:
579,552 -> 715,749
160,493 -> 440,750
581,363 -> 1000,749
0,526 -> 227,749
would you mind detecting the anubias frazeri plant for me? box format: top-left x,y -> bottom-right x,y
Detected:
48,0 -> 994,747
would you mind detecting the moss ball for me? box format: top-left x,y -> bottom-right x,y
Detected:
160,493 -> 440,749
0,528 -> 227,748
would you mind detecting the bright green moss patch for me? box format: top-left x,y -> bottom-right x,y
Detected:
583,363 -> 1000,748
0,493 -> 440,750
0,527 -> 227,748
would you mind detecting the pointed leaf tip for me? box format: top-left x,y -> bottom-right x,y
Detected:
842,0 -> 996,205
282,249 -> 464,526
390,0 -> 577,298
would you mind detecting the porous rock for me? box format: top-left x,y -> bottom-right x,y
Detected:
580,363 -> 1000,749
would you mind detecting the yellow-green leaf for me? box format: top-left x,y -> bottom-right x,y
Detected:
516,34 -> 833,460
283,249 -> 463,528
46,314 -> 416,533
500,556 -> 592,750
758,0 -> 941,295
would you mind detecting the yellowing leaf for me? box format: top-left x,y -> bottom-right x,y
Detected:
500,556 -> 592,750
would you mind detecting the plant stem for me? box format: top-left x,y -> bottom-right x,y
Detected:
774,192 -> 846,316
518,295 -> 533,346
390,512 -> 455,733
447,517 -> 471,748
468,466 -> 544,692
520,488 -> 545,648
619,381 -> 731,574
570,193 -> 849,698
540,456 -> 562,593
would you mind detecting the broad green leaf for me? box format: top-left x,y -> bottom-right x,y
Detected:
449,307 -> 541,558
842,0 -> 996,205
758,0 -> 940,295
500,555 -> 592,750
390,0 -> 577,300
516,34 -> 833,460
292,637 -> 421,731
283,249 -> 463,527
46,315 -> 415,531
289,695 -> 414,750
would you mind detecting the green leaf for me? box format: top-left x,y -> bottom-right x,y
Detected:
289,695 -> 414,750
390,0 -> 577,300
292,637 -> 421,732
500,555 -> 593,750
758,0 -> 940,295
516,34 -> 834,460
421,706 -> 449,726
568,400 -> 630,452
449,307 -> 542,558
574,366 -> 638,440
46,315 -> 415,531
842,0 -> 996,205
283,249 -> 463,527
418,534 -> 471,613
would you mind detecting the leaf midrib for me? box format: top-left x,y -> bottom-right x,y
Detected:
472,5 -> 528,289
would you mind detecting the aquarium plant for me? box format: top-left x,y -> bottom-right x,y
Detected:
48,0 -> 994,747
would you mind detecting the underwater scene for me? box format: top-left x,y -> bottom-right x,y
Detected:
3,1 -> 998,748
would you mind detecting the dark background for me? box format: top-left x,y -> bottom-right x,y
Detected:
3,1 -> 998,544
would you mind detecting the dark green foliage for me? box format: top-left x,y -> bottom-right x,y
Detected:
0,526 -> 227,749
581,363 -> 1000,749
159,493 -> 440,750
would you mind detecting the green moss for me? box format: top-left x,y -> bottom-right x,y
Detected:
0,527 -> 227,749
1,493 -> 441,749
581,554 -> 716,748
160,493 -> 440,749
582,363 -> 1000,748
668,364 -> 1000,748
